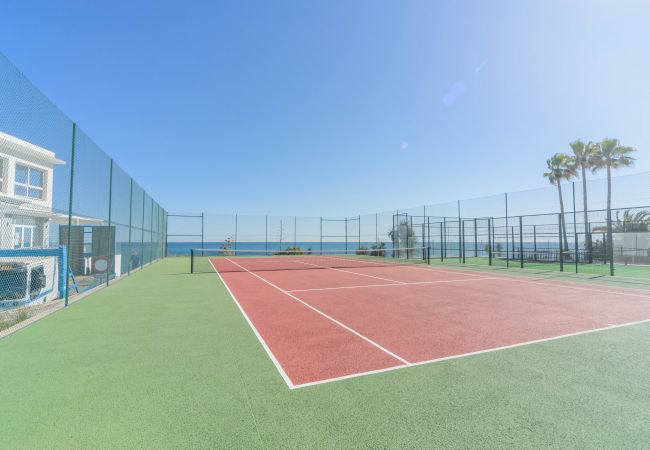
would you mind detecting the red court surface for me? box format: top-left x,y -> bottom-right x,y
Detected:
210,258 -> 650,389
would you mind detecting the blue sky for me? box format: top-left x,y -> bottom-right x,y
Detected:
1,0 -> 649,216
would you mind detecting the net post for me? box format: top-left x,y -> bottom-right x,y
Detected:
358,215 -> 361,251
519,216 -> 524,268
558,213 -> 564,271
487,218 -> 492,265
345,217 -> 348,252
190,248 -> 194,273
427,246 -> 431,264
201,213 -> 204,254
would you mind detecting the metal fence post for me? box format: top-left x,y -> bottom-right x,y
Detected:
558,213 -> 564,271
607,201 -> 614,277
505,193 -> 509,268
474,218 -> 478,257
488,218 -> 492,265
427,216 -> 431,255
573,182 -> 579,273
128,179 -> 133,275
106,159 -> 113,287
140,190 -> 145,268
519,216 -> 524,268
150,195 -> 154,265
442,218 -> 446,259
457,200 -> 462,263
64,122 -> 77,306
460,220 -> 465,264
440,221 -> 444,262
358,215 -> 361,250
375,213 -> 378,243
164,208 -> 168,257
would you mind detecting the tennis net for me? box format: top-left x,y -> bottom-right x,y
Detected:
190,247 -> 430,273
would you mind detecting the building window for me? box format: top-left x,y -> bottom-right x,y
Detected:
14,225 -> 36,248
14,164 -> 44,199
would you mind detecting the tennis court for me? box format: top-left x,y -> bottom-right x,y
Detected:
199,248 -> 650,388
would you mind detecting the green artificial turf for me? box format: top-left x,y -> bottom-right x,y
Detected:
1,258 -> 650,448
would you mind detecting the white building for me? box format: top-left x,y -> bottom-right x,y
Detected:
0,131 -> 114,308
0,130 -> 65,250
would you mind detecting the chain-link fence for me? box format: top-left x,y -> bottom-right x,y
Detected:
0,52 -> 166,332
170,171 -> 650,281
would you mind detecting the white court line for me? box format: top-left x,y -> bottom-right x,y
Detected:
295,260 -> 407,284
212,257 -> 650,389
208,258 -> 296,389
351,258 -> 650,300
487,275 -> 650,300
292,317 -> 650,389
287,277 -> 495,293
224,258 -> 412,367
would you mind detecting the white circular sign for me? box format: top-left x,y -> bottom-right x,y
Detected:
93,257 -> 108,273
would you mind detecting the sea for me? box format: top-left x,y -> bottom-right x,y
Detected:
166,240 -> 562,256
167,241 -> 392,256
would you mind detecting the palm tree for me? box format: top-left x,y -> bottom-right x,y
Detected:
569,140 -> 598,262
593,210 -> 650,232
543,153 -> 576,252
591,138 -> 637,275
614,210 -> 650,232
